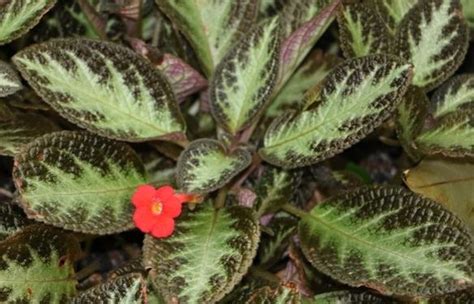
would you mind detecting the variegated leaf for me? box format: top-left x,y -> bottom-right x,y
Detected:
258,215 -> 297,267
156,0 -> 258,76
0,196 -> 32,240
305,290 -> 390,303
431,74 -> 474,119
299,186 -> 473,297
279,0 -> 332,36
268,51 -> 340,118
0,112 -> 59,156
0,61 -> 22,97
176,139 -> 251,194
155,53 -> 208,102
71,273 -> 146,304
260,55 -> 412,169
416,111 -> 474,157
337,3 -> 391,58
246,284 -> 300,304
210,18 -> 280,134
396,0 -> 469,90
278,0 -> 339,87
371,0 -> 418,34
0,225 -> 79,303
0,0 -> 57,45
13,131 -> 147,234
428,287 -> 474,303
396,87 -> 428,160
143,204 -> 260,304
13,38 -> 185,142
461,0 -> 474,29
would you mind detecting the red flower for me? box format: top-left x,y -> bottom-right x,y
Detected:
131,185 -> 192,238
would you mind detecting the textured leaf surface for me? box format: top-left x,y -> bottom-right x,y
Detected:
0,0 -> 57,45
0,197 -> 32,240
404,159 -> 474,234
0,112 -> 59,156
177,139 -> 251,194
396,0 -> 469,90
0,61 -> 22,97
246,284 -> 300,304
258,215 -> 297,267
428,287 -> 474,303
306,290 -> 390,303
144,204 -> 260,304
431,74 -> 474,119
0,225 -> 78,303
210,18 -> 280,134
299,186 -> 473,296
156,0 -> 258,76
13,131 -> 146,234
462,0 -> 474,28
71,273 -> 146,304
260,55 -> 412,168
279,0 -> 332,36
337,3 -> 391,58
13,38 -> 185,142
371,0 -> 418,33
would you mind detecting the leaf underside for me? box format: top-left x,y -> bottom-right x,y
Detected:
13,131 -> 146,234
144,204 -> 260,304
299,186 -> 473,297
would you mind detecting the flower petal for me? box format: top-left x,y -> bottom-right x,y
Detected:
131,185 -> 155,208
133,207 -> 157,233
163,197 -> 182,218
150,216 -> 175,238
155,185 -> 174,201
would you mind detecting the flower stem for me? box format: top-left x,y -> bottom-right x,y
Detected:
281,203 -> 308,219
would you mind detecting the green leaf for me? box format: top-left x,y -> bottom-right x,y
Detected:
305,290 -> 391,303
428,287 -> 474,303
337,3 -> 391,58
279,0 -> 333,37
13,38 -> 185,142
0,0 -> 57,45
210,17 -> 280,134
431,74 -> 474,119
415,111 -> 474,157
155,0 -> 258,76
404,158 -> 474,235
260,55 -> 412,169
0,225 -> 79,303
258,215 -> 297,267
0,111 -> 59,156
371,0 -> 418,34
0,196 -> 32,241
13,131 -> 147,234
0,61 -> 22,97
254,167 -> 300,217
143,204 -> 260,304
268,51 -> 340,118
299,186 -> 473,297
177,139 -> 252,194
396,0 -> 469,90
71,273 -> 146,304
246,284 -> 301,304
461,0 -> 474,29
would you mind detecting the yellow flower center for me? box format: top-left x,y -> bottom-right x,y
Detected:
151,201 -> 163,215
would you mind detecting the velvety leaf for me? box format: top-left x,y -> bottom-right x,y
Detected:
246,284 -> 301,304
299,186 -> 473,296
156,0 -> 258,76
0,0 -> 57,45
143,204 -> 260,304
404,159 -> 474,234
396,87 -> 428,160
260,55 -> 412,169
210,18 -> 280,134
177,139 -> 251,194
0,225 -> 79,303
415,111 -> 474,157
258,215 -> 297,267
279,0 -> 332,36
462,0 -> 474,31
0,196 -> 32,240
13,38 -> 185,142
0,112 -> 59,156
156,53 -> 208,102
371,0 -> 418,34
430,74 -> 474,119
71,273 -> 146,304
13,131 -> 147,234
396,0 -> 469,90
254,167 -> 301,217
268,51 -> 340,118
0,61 -> 22,97
428,287 -> 474,303
337,3 -> 391,58
305,290 -> 391,303
278,0 -> 340,87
